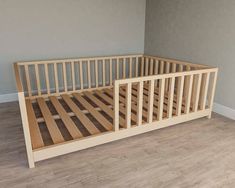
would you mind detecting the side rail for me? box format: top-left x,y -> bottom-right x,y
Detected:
16,54 -> 143,99
113,67 -> 218,131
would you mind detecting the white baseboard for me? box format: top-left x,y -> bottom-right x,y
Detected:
213,103 -> 235,120
0,93 -> 18,103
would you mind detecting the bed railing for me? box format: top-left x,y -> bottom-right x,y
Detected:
14,54 -> 208,99
113,67 -> 218,131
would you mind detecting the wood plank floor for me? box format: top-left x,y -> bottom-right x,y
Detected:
1,101 -> 235,187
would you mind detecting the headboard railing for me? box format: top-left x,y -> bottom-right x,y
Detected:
14,54 -> 209,99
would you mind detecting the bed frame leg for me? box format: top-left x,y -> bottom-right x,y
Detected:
18,92 -> 35,168
207,112 -> 212,119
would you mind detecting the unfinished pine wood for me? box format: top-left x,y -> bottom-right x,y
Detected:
54,63 -> 59,94
147,80 -> 154,123
83,91 -> 125,127
14,54 -> 218,168
125,83 -> 132,128
73,93 -> 113,131
37,97 -> 65,144
79,61 -> 83,90
25,99 -> 44,149
49,96 -> 83,139
62,63 -> 67,92
24,65 -> 32,97
34,64 -> 41,96
61,94 -> 100,135
95,90 -> 137,123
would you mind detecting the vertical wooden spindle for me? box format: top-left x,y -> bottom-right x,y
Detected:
35,64 -> 41,96
95,60 -> 98,87
71,61 -> 75,91
125,83 -> 132,129
103,60 -> 106,86
184,74 -> 193,114
145,58 -> 149,76
158,78 -> 165,121
207,70 -> 218,118
24,65 -> 32,97
167,77 -> 175,118
141,57 -> 144,76
154,60 -> 159,75
147,80 -> 155,123
87,61 -> 91,88
62,63 -> 67,92
135,57 -> 138,77
116,59 -> 119,79
176,76 -> 185,116
199,72 -> 210,110
114,81 -> 119,131
110,59 -> 112,85
54,63 -> 59,94
137,81 -> 143,126
79,61 -> 83,90
123,58 -> 126,79
44,64 -> 50,94
192,74 -> 202,112
129,58 -> 132,78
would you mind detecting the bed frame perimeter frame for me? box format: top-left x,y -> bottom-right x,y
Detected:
14,54 -> 218,168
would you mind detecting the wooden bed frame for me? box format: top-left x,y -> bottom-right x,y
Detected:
14,54 -> 218,168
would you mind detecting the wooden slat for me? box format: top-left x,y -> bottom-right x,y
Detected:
44,64 -> 50,95
103,60 -> 106,86
62,63 -> 67,92
116,59 -> 119,79
165,62 -> 170,91
123,58 -> 126,78
147,80 -> 154,123
95,60 -> 98,87
117,88 -> 148,119
159,61 -> 164,74
25,99 -> 44,149
176,76 -> 185,116
145,58 -> 149,76
110,59 -> 112,85
87,61 -> 91,88
125,83 -> 132,128
73,93 -> 113,131
137,81 -> 143,125
199,73 -> 210,110
79,61 -> 83,89
83,91 -> 125,127
61,94 -> 100,135
34,64 -> 41,96
149,59 -> 154,75
113,82 -> 119,131
184,75 -> 193,114
167,77 -> 175,118
141,57 -> 144,76
135,57 -> 138,77
24,65 -> 32,97
37,97 -> 64,143
171,63 -> 176,73
54,63 -> 59,93
14,63 -> 23,92
129,58 -> 132,78
71,61 -> 75,91
49,96 -> 83,139
154,60 -> 159,75
158,79 -> 165,120
207,71 -> 218,110
95,90 -> 137,123
192,74 -> 202,112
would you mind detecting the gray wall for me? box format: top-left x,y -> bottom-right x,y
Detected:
145,0 -> 235,109
0,0 -> 146,95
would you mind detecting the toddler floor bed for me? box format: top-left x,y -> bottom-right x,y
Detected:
14,54 -> 218,168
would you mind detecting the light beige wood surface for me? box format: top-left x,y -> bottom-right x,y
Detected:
13,54 -> 218,168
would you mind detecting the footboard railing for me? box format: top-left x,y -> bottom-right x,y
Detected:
113,67 -> 218,131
